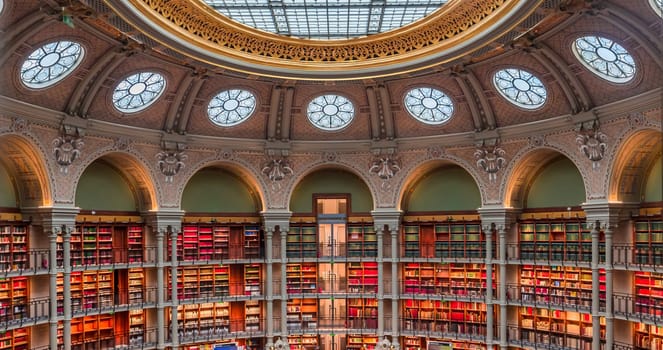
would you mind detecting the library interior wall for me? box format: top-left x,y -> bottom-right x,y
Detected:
524,156 -> 585,209
644,156 -> 662,202
405,165 -> 481,212
74,161 -> 137,211
289,169 -> 372,213
0,162 -> 16,207
181,167 -> 259,213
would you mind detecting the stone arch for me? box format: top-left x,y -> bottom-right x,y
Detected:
0,134 -> 53,207
502,147 -> 587,209
608,128 -> 662,202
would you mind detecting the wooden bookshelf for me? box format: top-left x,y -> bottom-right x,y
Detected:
0,328 -> 28,350
520,265 -> 605,310
634,272 -> 663,319
286,298 -> 318,331
58,270 -> 114,313
0,224 -> 27,271
244,226 -> 261,258
170,265 -> 231,300
519,221 -> 604,262
176,302 -> 230,337
348,262 -> 378,293
634,219 -> 663,265
287,225 -> 318,258
347,224 -> 377,257
346,334 -> 379,349
127,225 -> 143,263
402,222 -> 487,259
59,224 -> 144,266
519,307 -> 604,348
0,276 -> 28,322
403,299 -> 487,335
128,268 -> 144,304
635,322 -> 663,350
174,224 -> 261,261
244,264 -> 261,296
286,263 -> 317,294
402,225 -> 420,258
129,309 -> 145,345
347,298 -> 378,329
245,300 -> 261,332
403,337 -> 489,350
64,314 -> 115,349
403,263 -> 493,298
288,335 -> 319,350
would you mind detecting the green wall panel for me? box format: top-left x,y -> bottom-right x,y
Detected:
182,168 -> 258,213
643,156 -> 662,202
290,169 -> 372,213
0,162 -> 17,208
75,162 -> 137,211
405,165 -> 481,212
526,157 -> 585,208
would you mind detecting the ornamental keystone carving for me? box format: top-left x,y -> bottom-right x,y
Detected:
10,118 -> 28,132
53,135 -> 83,173
262,157 -> 293,182
475,145 -> 506,182
576,125 -> 607,169
369,156 -> 401,180
156,150 -> 187,182
322,152 -> 338,162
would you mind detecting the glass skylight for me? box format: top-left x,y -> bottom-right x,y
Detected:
651,0 -> 663,17
208,89 -> 257,126
112,72 -> 166,113
307,94 -> 355,131
493,68 -> 547,109
573,36 -> 636,83
404,87 -> 454,125
203,0 -> 448,40
20,41 -> 84,88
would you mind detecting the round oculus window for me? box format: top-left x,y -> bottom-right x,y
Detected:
112,72 -> 166,113
493,68 -> 547,109
307,94 -> 355,131
20,41 -> 85,88
207,89 -> 257,126
404,87 -> 454,125
573,36 -> 636,83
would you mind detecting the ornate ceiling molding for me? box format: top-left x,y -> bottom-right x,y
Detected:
107,0 -> 542,79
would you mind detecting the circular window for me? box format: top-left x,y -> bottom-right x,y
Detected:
20,41 -> 85,88
307,94 -> 355,131
112,72 -> 166,113
493,68 -> 547,109
404,87 -> 454,125
651,0 -> 663,17
207,89 -> 257,126
573,36 -> 636,83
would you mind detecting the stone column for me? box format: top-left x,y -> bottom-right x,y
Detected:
484,225 -> 494,344
376,225 -> 384,336
391,228 -> 399,336
604,227 -> 613,350
265,228 -> 274,337
155,228 -> 165,347
498,226 -> 508,349
261,209 -> 292,338
170,227 -> 179,346
62,226 -> 72,350
591,221 -> 601,350
48,229 -> 59,350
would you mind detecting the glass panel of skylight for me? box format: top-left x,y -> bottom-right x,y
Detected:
572,36 -> 636,83
203,0 -> 448,40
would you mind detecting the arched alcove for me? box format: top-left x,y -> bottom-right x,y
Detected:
0,135 -> 52,207
289,168 -> 373,214
402,164 -> 481,213
0,161 -> 17,208
525,156 -> 586,209
75,160 -> 138,211
182,167 -> 261,213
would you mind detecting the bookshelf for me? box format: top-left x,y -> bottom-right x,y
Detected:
347,224 -> 377,257
0,328 -> 28,350
403,263 -> 493,298
347,298 -> 378,329
286,263 -> 317,294
175,224 -> 261,261
403,222 -> 487,259
0,224 -> 27,271
0,277 -> 28,322
245,300 -> 261,332
244,264 -> 261,296
348,262 -> 378,293
403,337 -> 489,350
634,322 -> 663,350
58,270 -> 113,313
171,265 -> 231,300
634,219 -> 663,265
129,309 -> 145,345
60,224 -> 144,266
403,299 -> 487,335
176,302 -> 230,337
244,226 -> 261,258
286,298 -> 318,331
287,225 -> 318,258
520,265 -> 606,310
65,314 -> 115,349
127,225 -> 143,263
403,225 -> 420,258
347,334 -> 379,350
519,221 -> 604,262
634,272 -> 663,319
128,268 -> 144,304
519,307 -> 604,348
288,335 -> 319,350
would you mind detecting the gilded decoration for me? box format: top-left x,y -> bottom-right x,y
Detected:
118,0 -> 536,78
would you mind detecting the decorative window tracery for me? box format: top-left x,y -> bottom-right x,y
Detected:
20,41 -> 85,88
307,94 -> 355,131
404,87 -> 454,125
208,89 -> 257,127
112,72 -> 166,113
572,36 -> 636,83
493,68 -> 547,109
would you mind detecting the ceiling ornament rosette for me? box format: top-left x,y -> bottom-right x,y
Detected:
109,0 -> 541,79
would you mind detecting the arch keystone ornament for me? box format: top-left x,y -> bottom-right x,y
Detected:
576,121 -> 607,169
369,155 -> 401,180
